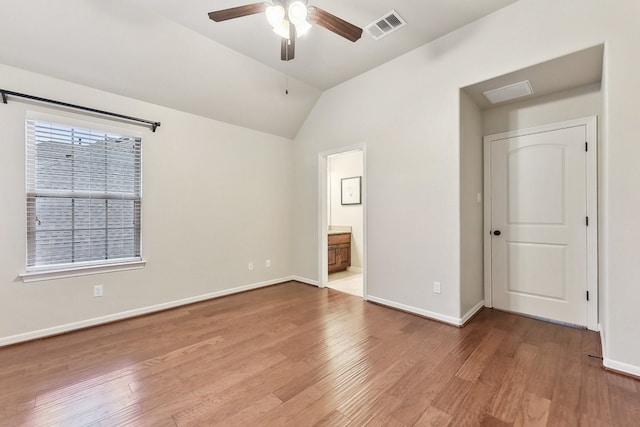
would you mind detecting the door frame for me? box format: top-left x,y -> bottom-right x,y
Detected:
318,144 -> 367,299
483,116 -> 598,331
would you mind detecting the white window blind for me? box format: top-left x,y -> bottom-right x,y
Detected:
26,119 -> 142,269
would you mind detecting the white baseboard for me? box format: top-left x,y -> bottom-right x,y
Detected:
290,276 -> 319,286
598,323 -> 640,377
347,266 -> 363,273
461,300 -> 485,325
604,357 -> 640,378
367,295 -> 463,326
0,276 -> 296,348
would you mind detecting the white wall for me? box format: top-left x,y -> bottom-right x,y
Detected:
292,0 -> 640,374
483,83 -> 602,136
328,151 -> 364,269
294,48 -> 464,322
459,91 -> 484,317
0,64 -> 294,344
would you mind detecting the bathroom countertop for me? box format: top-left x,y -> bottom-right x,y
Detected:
328,225 -> 352,235
328,230 -> 351,235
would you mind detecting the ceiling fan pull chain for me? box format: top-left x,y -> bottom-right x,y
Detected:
285,63 -> 289,95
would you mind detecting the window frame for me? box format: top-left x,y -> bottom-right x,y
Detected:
21,110 -> 146,282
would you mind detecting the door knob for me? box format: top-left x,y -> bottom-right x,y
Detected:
493,230 -> 501,236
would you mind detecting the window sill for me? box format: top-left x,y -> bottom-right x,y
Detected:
20,259 -> 146,283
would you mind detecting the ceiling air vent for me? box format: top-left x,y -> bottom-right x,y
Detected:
483,80 -> 534,104
365,10 -> 406,40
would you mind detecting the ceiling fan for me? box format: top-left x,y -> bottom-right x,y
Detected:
208,1 -> 363,61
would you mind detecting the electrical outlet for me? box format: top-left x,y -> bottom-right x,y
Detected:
265,259 -> 271,268
248,262 -> 254,271
433,282 -> 441,294
93,284 -> 103,297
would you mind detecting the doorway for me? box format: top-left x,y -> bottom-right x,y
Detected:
484,117 -> 598,329
318,147 -> 366,298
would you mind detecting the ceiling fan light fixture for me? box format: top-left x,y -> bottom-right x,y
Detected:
265,4 -> 285,28
272,19 -> 290,39
288,1 -> 308,25
295,20 -> 312,36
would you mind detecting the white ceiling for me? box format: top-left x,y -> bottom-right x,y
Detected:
0,0 -> 522,138
128,0 -> 521,91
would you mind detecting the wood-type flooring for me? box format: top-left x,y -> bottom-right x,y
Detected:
1,281 -> 638,426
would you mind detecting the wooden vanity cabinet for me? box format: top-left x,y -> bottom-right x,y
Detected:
328,232 -> 351,273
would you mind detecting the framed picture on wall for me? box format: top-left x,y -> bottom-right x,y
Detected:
341,176 -> 362,205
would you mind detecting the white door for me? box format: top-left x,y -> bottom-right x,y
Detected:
486,120 -> 594,327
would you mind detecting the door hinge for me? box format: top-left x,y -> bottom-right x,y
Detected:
585,141 -> 588,152
586,216 -> 589,226
586,291 -> 590,301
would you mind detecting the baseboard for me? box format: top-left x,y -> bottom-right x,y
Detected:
0,276 -> 295,348
461,301 -> 485,326
603,358 -> 640,379
367,295 -> 463,326
290,276 -> 319,287
347,266 -> 363,273
594,323 -> 640,379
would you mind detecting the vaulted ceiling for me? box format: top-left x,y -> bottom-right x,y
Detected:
0,0 -> 521,138
127,0 -> 520,91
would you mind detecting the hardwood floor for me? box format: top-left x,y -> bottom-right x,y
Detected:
1,281 -> 638,426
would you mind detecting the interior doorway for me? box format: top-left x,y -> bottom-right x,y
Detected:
484,117 -> 597,328
318,147 -> 366,298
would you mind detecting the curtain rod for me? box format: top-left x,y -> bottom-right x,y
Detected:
1,89 -> 161,132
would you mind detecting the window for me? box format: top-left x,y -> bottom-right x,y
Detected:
26,119 -> 142,271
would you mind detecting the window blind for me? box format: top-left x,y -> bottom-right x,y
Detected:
26,119 -> 142,269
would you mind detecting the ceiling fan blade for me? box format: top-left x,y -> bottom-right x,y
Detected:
281,24 -> 296,61
208,3 -> 268,22
308,6 -> 363,42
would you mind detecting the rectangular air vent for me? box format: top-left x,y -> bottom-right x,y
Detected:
365,10 -> 406,40
483,80 -> 534,104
